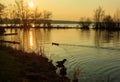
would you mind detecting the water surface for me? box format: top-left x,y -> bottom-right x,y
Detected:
1,28 -> 120,82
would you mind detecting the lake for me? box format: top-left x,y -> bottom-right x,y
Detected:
1,28 -> 120,82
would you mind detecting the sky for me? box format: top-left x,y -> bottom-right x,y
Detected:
1,0 -> 120,21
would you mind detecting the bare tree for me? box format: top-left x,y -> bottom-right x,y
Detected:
14,0 -> 52,27
0,3 -> 5,26
0,1 -> 52,28
113,9 -> 120,28
79,17 -> 91,29
42,10 -> 52,27
102,15 -> 114,29
94,6 -> 105,29
14,0 -> 33,27
31,7 -> 42,27
0,3 -> 5,18
114,9 -> 120,22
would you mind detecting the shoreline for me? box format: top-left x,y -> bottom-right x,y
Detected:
1,26 -> 120,31
0,45 -> 69,82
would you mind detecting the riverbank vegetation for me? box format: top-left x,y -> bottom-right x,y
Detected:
0,45 -> 70,82
93,6 -> 120,30
78,6 -> 120,30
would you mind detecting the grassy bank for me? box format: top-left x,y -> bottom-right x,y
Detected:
0,46 -> 69,82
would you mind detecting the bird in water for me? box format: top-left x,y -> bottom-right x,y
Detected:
56,59 -> 67,68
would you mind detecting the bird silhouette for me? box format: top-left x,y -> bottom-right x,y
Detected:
56,59 -> 67,68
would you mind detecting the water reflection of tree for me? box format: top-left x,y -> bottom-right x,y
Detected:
79,29 -> 90,39
35,28 -> 51,54
19,28 -> 51,53
94,30 -> 120,47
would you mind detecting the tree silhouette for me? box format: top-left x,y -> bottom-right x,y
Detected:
114,9 -> 120,22
79,17 -> 91,29
0,3 -> 5,17
94,6 -> 105,29
42,10 -> 52,27
31,7 -> 42,27
0,3 -> 5,26
15,0 -> 34,27
12,0 -> 52,28
113,9 -> 120,28
102,15 -> 114,29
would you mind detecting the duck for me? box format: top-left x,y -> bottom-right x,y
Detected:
56,59 -> 67,68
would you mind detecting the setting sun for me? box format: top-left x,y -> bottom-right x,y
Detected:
28,1 -> 34,8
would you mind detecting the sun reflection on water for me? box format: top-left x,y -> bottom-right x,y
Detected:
29,30 -> 33,47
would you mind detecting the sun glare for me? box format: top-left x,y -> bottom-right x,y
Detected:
29,1 -> 34,8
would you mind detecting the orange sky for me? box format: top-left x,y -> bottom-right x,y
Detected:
1,0 -> 120,21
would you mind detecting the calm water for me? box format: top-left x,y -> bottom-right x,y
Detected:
1,28 -> 120,82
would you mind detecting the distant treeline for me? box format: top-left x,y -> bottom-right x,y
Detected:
0,1 -> 120,30
79,6 -> 120,30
